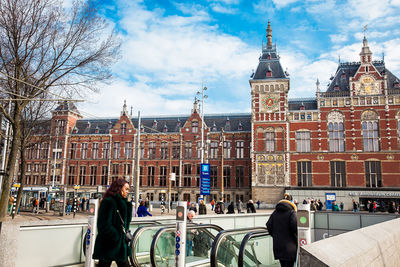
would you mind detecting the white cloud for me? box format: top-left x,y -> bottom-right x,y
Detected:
329,34 -> 348,43
272,0 -> 299,9
210,3 -> 238,14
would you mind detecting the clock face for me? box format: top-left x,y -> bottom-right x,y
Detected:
356,75 -> 380,95
261,94 -> 279,112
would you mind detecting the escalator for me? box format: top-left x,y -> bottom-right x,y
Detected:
150,224 -> 223,267
210,227 -> 277,267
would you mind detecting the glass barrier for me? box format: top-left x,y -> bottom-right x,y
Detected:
239,230 -> 279,267
210,227 -> 268,267
150,224 -> 223,267
131,223 -> 177,267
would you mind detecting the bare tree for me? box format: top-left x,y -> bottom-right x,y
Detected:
0,0 -> 120,220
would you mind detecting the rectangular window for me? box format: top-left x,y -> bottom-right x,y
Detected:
210,166 -> 218,188
160,142 -> 168,159
210,141 -> 218,159
365,161 -> 382,187
90,166 -> 97,186
68,166 -> 75,185
223,166 -> 231,188
184,164 -> 192,187
172,166 -> 180,187
146,192 -> 154,201
236,141 -> 244,159
172,142 -> 180,159
125,142 -> 132,159
197,141 -> 201,159
101,166 -> 108,185
265,132 -> 275,152
92,143 -> 99,159
236,166 -> 244,188
330,161 -> 346,187
139,166 -> 143,186
140,142 -> 145,158
160,166 -> 167,186
184,142 -> 192,159
113,142 -> 120,159
81,143 -> 88,159
41,164 -> 47,172
192,121 -> 199,133
79,166 -> 86,185
296,131 -> 311,152
147,166 -> 155,186
328,122 -> 345,152
121,123 -> 127,135
103,143 -> 110,159
41,143 -> 49,159
362,121 -> 380,152
149,142 -> 156,159
123,163 -> 131,177
297,161 -> 312,186
223,141 -> 231,159
112,164 -> 119,182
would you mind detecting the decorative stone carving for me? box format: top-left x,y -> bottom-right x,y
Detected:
361,110 -> 378,121
327,111 -> 344,123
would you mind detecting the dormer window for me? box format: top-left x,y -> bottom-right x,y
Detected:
152,119 -> 157,128
267,53 -> 271,60
95,126 -> 99,134
394,80 -> 399,88
341,73 -> 346,79
212,122 -> 217,132
266,64 -> 272,78
300,104 -> 305,110
334,83 -> 339,91
163,124 -> 168,133
238,122 -> 243,131
140,125 -> 144,133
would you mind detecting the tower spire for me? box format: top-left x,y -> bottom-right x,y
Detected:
266,21 -> 272,47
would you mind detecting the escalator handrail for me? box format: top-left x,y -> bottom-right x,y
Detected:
210,227 -> 268,267
131,223 -> 177,267
150,224 -> 224,267
238,229 -> 270,267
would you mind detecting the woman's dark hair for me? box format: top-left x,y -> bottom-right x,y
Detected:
103,178 -> 128,200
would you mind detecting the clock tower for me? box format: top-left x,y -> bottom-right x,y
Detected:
249,21 -> 290,203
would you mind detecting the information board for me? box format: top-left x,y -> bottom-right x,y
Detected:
200,163 -> 210,195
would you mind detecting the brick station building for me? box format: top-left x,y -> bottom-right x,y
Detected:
22,23 -> 400,209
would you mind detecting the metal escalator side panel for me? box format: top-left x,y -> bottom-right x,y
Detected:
210,227 -> 268,267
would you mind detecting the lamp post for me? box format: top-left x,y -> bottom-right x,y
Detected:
197,86 -> 207,201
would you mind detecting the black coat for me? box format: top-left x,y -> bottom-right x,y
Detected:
266,200 -> 298,261
227,202 -> 235,214
93,194 -> 132,262
198,203 -> 207,215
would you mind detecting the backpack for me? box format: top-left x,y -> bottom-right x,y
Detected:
215,203 -> 222,214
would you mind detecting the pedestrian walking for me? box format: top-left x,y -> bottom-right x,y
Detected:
266,194 -> 298,267
256,200 -> 261,209
339,202 -> 344,212
352,199 -> 359,212
211,199 -> 215,211
198,200 -> 207,215
189,203 -> 197,214
227,201 -> 235,214
137,201 -> 152,217
214,198 -> 225,214
93,178 -> 132,267
8,195 -> 14,215
247,200 -> 256,213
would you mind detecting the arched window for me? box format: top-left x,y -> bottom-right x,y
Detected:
327,111 -> 345,152
361,110 -> 379,152
265,131 -> 275,152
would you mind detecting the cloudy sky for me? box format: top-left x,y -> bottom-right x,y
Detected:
76,0 -> 400,118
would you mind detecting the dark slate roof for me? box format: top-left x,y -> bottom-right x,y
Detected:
71,113 -> 252,135
326,61 -> 400,92
251,43 -> 288,80
288,98 -> 318,111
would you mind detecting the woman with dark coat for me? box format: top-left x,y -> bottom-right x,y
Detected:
137,201 -> 152,217
93,179 -> 132,267
227,201 -> 235,214
266,199 -> 298,267
247,200 -> 256,213
198,200 -> 207,215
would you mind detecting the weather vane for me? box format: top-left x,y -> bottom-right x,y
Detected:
363,25 -> 368,37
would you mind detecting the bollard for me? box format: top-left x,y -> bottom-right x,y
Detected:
175,201 -> 187,267
297,203 -> 311,247
85,199 -> 99,267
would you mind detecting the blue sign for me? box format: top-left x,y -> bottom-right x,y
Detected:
176,243 -> 180,249
176,236 -> 180,243
200,163 -> 210,195
325,193 -> 336,211
175,249 -> 180,255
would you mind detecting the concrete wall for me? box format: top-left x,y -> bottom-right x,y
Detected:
300,218 -> 400,267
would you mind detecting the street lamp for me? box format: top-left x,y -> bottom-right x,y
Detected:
197,86 -> 208,201
196,86 -> 208,164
